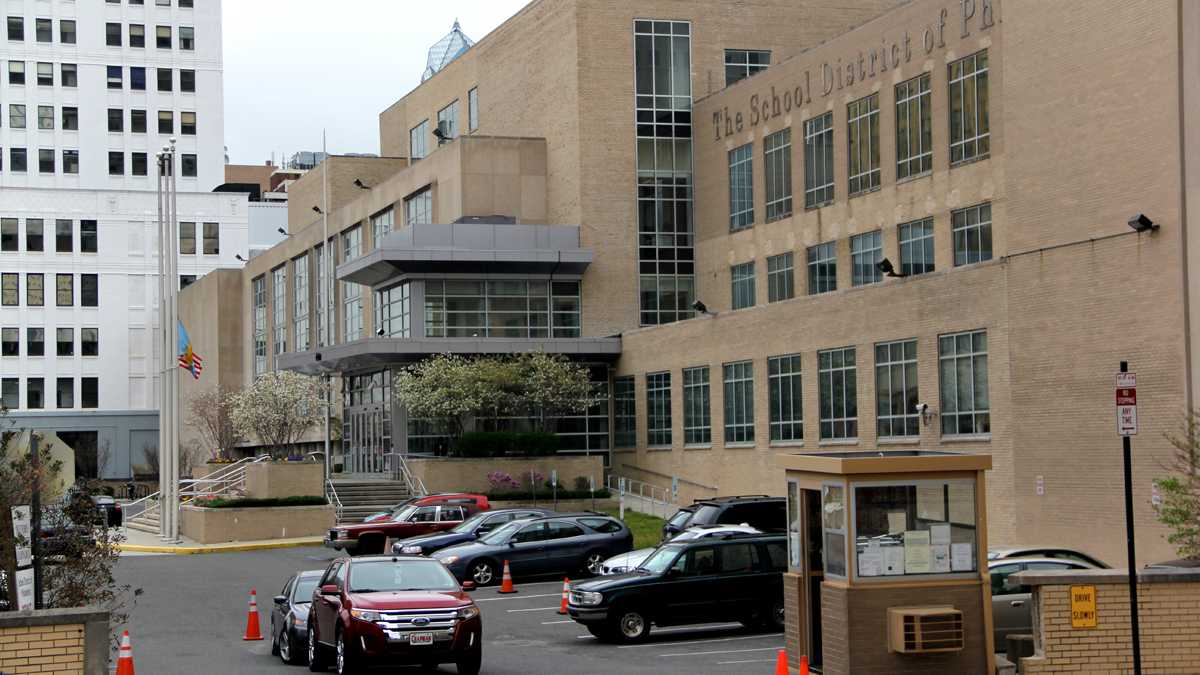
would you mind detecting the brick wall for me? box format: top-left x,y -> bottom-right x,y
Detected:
0,608 -> 109,675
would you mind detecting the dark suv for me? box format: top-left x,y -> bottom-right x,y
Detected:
663,496 -> 786,541
567,533 -> 787,643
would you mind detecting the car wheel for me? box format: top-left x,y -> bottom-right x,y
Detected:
470,560 -> 496,586
610,607 -> 651,643
765,597 -> 786,632
270,619 -> 280,656
583,551 -> 606,577
335,627 -> 359,675
455,645 -> 482,675
279,628 -> 299,665
307,625 -> 326,671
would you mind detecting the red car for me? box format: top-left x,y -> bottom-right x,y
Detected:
361,493 -> 491,523
326,495 -> 490,555
307,555 -> 482,675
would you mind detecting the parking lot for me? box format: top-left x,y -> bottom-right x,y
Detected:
115,546 -> 784,674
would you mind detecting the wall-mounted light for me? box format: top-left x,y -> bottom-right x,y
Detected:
277,227 -> 288,236
691,300 -> 716,316
1128,214 -> 1159,233
235,254 -> 246,262
877,258 -> 906,278
353,179 -> 371,190
312,206 -> 323,215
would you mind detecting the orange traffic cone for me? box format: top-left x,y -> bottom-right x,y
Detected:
115,630 -> 135,675
558,577 -> 570,615
243,588 -> 264,641
773,649 -> 789,675
799,654 -> 810,675
498,560 -> 517,594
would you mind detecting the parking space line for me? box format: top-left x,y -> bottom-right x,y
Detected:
476,593 -> 561,602
506,606 -> 562,613
656,646 -> 782,658
540,620 -> 574,625
617,632 -> 783,649
717,658 -> 777,665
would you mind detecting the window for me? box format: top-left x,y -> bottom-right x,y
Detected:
953,202 -> 992,266
26,378 -> 42,409
613,376 -> 636,448
131,110 -> 147,133
202,222 -> 219,254
157,68 -> 171,92
7,16 -> 22,41
62,107 -> 78,131
343,277 -> 363,342
108,109 -> 124,133
437,100 -> 459,139
35,64 -> 50,89
81,328 -> 98,357
646,372 -> 672,446
375,282 -> 410,338
10,149 -> 26,173
56,378 -> 73,409
107,65 -> 121,89
726,143 -> 754,231
106,22 -> 121,46
949,50 -> 990,164
769,355 -> 803,442
8,104 -> 25,129
724,49 -> 770,86
804,112 -> 834,208
315,244 -> 328,347
62,151 -> 79,175
180,69 -> 195,92
131,152 -> 148,177
723,361 -> 754,444
764,128 -> 793,221
80,220 -> 97,253
468,87 -> 479,131
179,26 -> 194,50
252,276 -> 267,375
852,481 -> 978,578
404,187 -> 432,226
0,274 -> 15,306
27,328 -> 43,356
683,366 -> 711,445
850,230 -> 882,286
55,220 -> 72,252
293,254 -> 310,351
818,347 -> 857,440
8,61 -> 24,85
35,18 -> 50,42
60,20 -> 75,44
370,207 -> 394,246
130,24 -> 145,48
56,327 -> 73,355
876,339 -> 919,438
156,25 -> 171,49
409,120 -> 428,160
272,266 -> 287,355
180,0 -> 194,7
38,105 -> 54,130
158,111 -> 174,134
61,64 -> 77,87
0,220 -> 15,252
1,379 -> 15,410
181,112 -> 196,135
807,241 -> 836,295
940,330 -> 989,436
896,73 -> 933,179
108,152 -> 124,176
123,66 -> 142,91
423,279 -> 581,339
25,273 -> 42,306
81,378 -> 98,409
730,262 -> 755,310
181,154 -> 197,177
29,149 -> 45,175
26,220 -> 42,251
81,274 -> 98,306
767,252 -> 794,302
179,222 -> 196,254
899,218 -> 935,276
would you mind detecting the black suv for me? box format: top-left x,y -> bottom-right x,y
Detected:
567,533 -> 787,643
662,496 -> 786,541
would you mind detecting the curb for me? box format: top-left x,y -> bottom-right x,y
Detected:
118,537 -> 323,555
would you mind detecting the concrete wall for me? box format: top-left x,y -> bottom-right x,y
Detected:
243,461 -> 324,500
0,607 -> 109,675
180,504 -> 334,543
408,455 -> 604,494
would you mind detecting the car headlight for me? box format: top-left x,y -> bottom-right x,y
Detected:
440,555 -> 460,566
401,545 -> 422,554
349,609 -> 380,621
456,605 -> 480,620
573,591 -> 603,607
335,529 -> 349,540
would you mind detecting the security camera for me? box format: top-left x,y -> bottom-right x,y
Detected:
1128,214 -> 1158,233
376,328 -> 385,337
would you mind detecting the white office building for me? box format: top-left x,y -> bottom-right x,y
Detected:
0,0 -> 244,481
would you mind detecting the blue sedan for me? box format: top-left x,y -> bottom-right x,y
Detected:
269,569 -> 322,665
392,508 -> 554,556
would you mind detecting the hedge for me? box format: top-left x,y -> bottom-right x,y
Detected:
456,431 -> 559,457
197,495 -> 328,509
486,488 -> 611,501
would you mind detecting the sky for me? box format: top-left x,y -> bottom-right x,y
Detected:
221,0 -> 529,166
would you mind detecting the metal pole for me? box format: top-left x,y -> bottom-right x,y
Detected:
1120,360 -> 1142,675
168,140 -> 181,542
156,153 -> 168,540
322,132 -> 332,484
29,433 -> 42,609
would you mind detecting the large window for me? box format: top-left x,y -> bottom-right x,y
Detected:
315,244 -> 329,347
724,49 -> 769,86
767,252 -> 794,303
56,327 -> 73,356
1,274 -> 15,307
26,274 -> 42,306
56,378 -> 73,409
26,219 -> 43,251
635,19 -> 694,326
768,355 -> 802,442
730,262 -> 755,310
55,219 -> 72,252
764,128 -> 792,221
437,100 -> 459,139
271,266 -> 287,356
807,241 -> 836,295
81,328 -> 98,357
410,120 -> 429,160
202,222 -> 218,255
424,280 -> 580,339
876,339 -> 919,438
804,112 -> 834,208
896,73 -> 933,179
613,376 -> 636,448
728,143 -> 753,230
26,378 -> 43,409
370,207 -> 394,247
55,274 -> 72,306
847,94 -> 880,195
818,347 -> 857,440
252,275 -> 267,376
468,87 -> 479,132
2,379 -> 17,410
375,282 -> 410,338
342,227 -> 363,342
939,330 -> 989,436
682,366 -> 710,445
179,222 -> 196,254
80,220 -> 98,253
1,328 -> 17,356
852,481 -> 978,578
898,218 -> 935,276
292,254 -> 310,352
723,361 -> 754,444
953,202 -> 993,267
949,50 -> 990,165
27,328 -> 43,356
405,187 -> 432,227
0,219 -> 15,251
850,230 -> 882,286
646,372 -> 672,447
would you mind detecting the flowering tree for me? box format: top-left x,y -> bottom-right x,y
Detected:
1154,413 -> 1200,559
393,355 -> 498,440
229,372 -> 325,457
513,352 -> 603,431
187,385 -> 243,461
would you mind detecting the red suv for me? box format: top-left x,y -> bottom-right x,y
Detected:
326,495 -> 490,555
307,555 -> 482,675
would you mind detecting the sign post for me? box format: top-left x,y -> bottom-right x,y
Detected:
589,475 -> 596,512
618,478 -> 626,520
1116,363 -> 1142,675
551,470 -> 558,511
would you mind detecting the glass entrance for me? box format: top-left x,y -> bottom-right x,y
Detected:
342,371 -> 392,474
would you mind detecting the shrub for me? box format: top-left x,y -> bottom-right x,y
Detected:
487,471 -> 521,492
197,495 -> 327,509
573,476 -> 591,492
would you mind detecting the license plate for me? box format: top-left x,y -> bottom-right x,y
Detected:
408,632 -> 434,646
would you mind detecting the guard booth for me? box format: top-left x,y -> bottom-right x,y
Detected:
779,450 -> 994,675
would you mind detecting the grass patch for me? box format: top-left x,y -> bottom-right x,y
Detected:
600,507 -> 665,550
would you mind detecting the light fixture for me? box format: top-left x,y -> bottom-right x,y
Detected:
235,254 -> 246,262
433,127 -> 447,141
877,258 -> 906,278
691,300 -> 715,316
277,227 -> 288,236
376,327 -> 385,337
354,179 -> 371,190
312,206 -> 323,215
1128,214 -> 1159,233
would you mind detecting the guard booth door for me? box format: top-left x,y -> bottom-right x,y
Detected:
802,488 -> 824,670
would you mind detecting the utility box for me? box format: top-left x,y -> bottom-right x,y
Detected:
778,450 -> 994,675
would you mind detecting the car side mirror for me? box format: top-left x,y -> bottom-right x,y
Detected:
320,584 -> 339,596
461,581 -> 476,592
273,595 -> 287,605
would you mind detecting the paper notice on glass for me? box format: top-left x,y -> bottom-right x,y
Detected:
949,484 -> 975,525
903,530 -> 932,574
930,523 -> 951,546
887,511 -> 906,534
917,485 -> 945,521
883,545 -> 905,575
931,544 -> 951,573
858,542 -> 882,577
951,542 -> 974,571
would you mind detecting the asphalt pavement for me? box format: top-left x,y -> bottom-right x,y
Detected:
115,546 -> 784,674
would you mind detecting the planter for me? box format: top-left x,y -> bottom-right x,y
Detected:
180,504 -> 335,544
194,462 -> 235,480
407,455 -> 604,494
244,462 -> 324,500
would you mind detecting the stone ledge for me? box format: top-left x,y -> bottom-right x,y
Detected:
1012,567 -> 1200,586
0,607 -> 106,629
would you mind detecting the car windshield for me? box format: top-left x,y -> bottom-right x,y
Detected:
348,560 -> 460,593
638,544 -> 685,574
690,505 -> 721,525
390,505 -> 418,522
451,512 -> 490,534
668,510 -> 694,527
479,520 -> 526,545
293,577 -> 319,603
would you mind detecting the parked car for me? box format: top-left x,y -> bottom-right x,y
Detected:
392,508 -> 554,556
91,495 -> 122,528
989,557 -> 1097,651
306,555 -> 482,675
325,498 -> 489,555
568,532 -> 788,643
1146,558 -> 1200,569
988,546 -> 1109,568
662,496 -> 785,541
362,493 -> 492,524
270,569 -> 323,665
433,513 -> 633,586
600,524 -> 761,575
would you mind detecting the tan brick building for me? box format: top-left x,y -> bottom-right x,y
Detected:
182,0 -> 1200,568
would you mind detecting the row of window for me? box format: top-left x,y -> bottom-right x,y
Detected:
107,107 -> 196,133
0,273 -> 98,307
104,22 -> 194,49
3,61 -> 197,91
0,377 -> 98,411
105,0 -> 195,5
727,51 -> 989,229
107,150 -> 197,177
1,218 -> 96,253
408,87 -> 479,160
5,17 -> 77,45
613,329 -> 989,448
5,103 -> 77,130
1,326 -> 98,357
729,202 -> 992,309
0,147 -> 198,177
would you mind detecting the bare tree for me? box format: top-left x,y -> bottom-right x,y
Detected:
187,385 -> 243,461
142,442 -> 159,478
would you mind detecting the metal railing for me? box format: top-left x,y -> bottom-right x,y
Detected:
605,474 -> 677,519
122,454 -> 272,525
326,479 -> 344,523
387,453 -> 428,497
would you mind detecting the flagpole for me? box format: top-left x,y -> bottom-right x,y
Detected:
156,149 -> 168,541
168,138 -> 181,543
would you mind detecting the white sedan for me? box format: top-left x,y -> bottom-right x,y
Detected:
598,523 -> 761,575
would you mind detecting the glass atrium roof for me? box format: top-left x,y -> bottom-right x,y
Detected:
422,20 -> 475,82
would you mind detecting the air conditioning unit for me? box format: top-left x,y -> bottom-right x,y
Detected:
887,606 -> 964,654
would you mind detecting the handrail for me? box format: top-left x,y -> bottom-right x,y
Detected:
326,479 -> 343,523
606,474 -> 677,519
386,453 -> 427,497
122,453 -> 273,524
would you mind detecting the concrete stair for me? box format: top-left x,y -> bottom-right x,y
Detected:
331,480 -> 415,524
124,512 -> 160,534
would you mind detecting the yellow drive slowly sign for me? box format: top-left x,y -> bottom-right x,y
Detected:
1070,585 -> 1097,628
